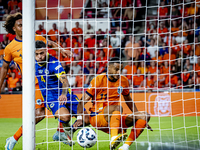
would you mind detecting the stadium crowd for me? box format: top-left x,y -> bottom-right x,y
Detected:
0,0 -> 200,93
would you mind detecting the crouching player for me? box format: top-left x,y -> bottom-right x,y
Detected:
74,57 -> 152,150
35,40 -> 90,146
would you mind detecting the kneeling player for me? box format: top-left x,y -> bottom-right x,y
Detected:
35,40 -> 90,145
75,57 -> 152,150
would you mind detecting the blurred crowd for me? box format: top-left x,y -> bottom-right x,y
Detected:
1,0 -> 200,93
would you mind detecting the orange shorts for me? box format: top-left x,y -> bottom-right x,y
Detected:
35,84 -> 44,109
89,107 -> 128,134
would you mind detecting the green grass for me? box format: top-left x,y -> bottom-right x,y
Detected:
0,117 -> 200,150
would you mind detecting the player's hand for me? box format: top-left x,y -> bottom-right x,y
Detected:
59,94 -> 67,105
60,49 -> 73,58
73,119 -> 83,130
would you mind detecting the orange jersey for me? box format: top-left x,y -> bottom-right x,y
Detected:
103,45 -> 113,58
3,35 -> 46,74
124,65 -> 137,80
8,0 -> 18,10
72,27 -> 83,34
163,53 -> 176,65
36,29 -> 46,35
171,44 -> 181,54
48,29 -> 60,41
158,74 -> 165,88
158,28 -> 168,38
86,73 -> 129,113
195,44 -> 200,56
183,45 -> 191,55
195,64 -> 200,76
171,27 -> 179,36
133,75 -> 144,86
165,75 -> 178,85
161,66 -> 169,74
7,77 -> 19,88
148,67 -> 157,74
146,77 -> 154,88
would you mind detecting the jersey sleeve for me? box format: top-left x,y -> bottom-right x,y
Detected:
3,46 -> 12,63
52,60 -> 66,78
122,77 -> 130,96
86,76 -> 98,98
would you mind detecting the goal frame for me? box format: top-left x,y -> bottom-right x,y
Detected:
22,0 -> 36,149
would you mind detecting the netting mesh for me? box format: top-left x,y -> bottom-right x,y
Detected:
33,0 -> 200,149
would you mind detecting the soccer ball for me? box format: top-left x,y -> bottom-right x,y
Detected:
77,127 -> 97,148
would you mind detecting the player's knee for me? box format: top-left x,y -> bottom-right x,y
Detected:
60,115 -> 71,123
114,105 -> 123,112
35,107 -> 45,117
35,108 -> 45,124
140,111 -> 150,122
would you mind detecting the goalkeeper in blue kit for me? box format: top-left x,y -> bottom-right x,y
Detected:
35,40 -> 90,146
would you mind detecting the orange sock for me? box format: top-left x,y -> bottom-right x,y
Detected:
57,122 -> 64,132
110,111 -> 121,138
13,126 -> 23,141
125,119 -> 146,146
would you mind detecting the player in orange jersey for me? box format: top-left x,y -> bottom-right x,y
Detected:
72,58 -> 152,150
0,13 -> 72,150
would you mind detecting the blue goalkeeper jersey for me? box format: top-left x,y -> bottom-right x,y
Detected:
35,54 -> 66,102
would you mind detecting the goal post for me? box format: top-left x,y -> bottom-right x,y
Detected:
22,0 -> 36,149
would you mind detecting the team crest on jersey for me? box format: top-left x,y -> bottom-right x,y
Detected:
36,99 -> 42,105
45,69 -> 49,74
117,86 -> 123,94
39,70 -> 43,74
50,103 -> 55,108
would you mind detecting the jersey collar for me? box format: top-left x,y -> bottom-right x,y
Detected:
106,74 -> 119,82
14,37 -> 22,42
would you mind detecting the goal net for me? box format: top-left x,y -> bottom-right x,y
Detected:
33,0 -> 200,149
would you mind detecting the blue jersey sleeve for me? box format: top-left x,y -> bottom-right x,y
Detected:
51,60 -> 66,79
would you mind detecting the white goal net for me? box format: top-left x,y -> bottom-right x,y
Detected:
33,0 -> 200,149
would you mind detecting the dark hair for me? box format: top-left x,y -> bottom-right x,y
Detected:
109,57 -> 121,65
35,40 -> 46,49
3,12 -> 22,35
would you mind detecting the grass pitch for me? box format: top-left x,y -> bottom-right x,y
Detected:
0,116 -> 200,150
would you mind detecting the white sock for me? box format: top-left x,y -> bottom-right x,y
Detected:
123,144 -> 130,149
111,136 -> 118,142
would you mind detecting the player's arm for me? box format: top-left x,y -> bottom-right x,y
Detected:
0,61 -> 9,98
73,92 -> 92,129
47,40 -> 72,58
123,93 -> 138,112
58,74 -> 69,104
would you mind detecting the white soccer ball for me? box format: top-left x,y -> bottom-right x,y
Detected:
77,127 -> 97,148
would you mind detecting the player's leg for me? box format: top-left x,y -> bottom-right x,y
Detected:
103,105 -> 127,150
5,105 -> 45,150
64,95 -> 90,142
54,106 -> 71,132
54,106 -> 75,146
118,111 -> 151,150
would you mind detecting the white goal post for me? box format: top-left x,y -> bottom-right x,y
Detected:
22,0 -> 36,149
